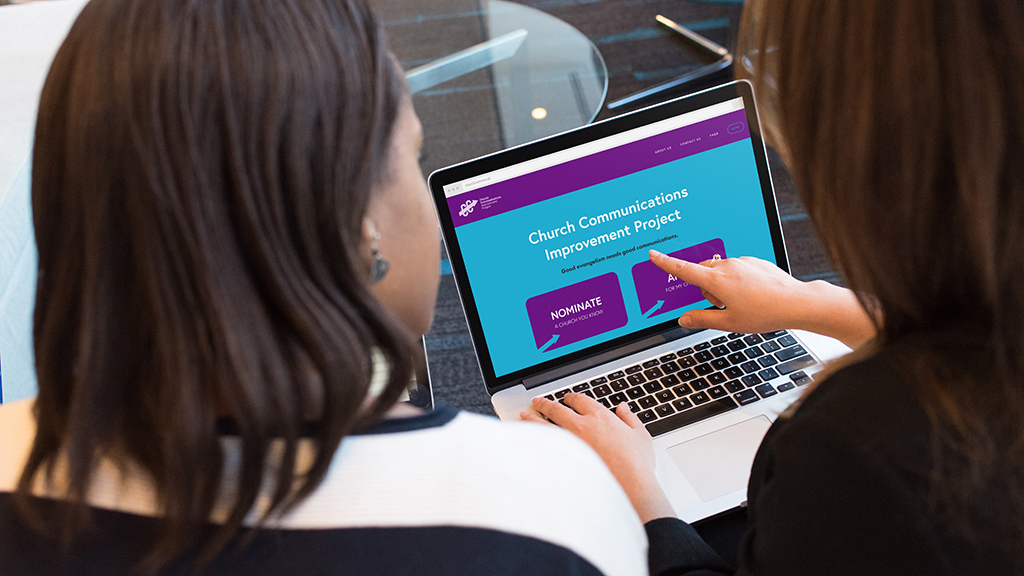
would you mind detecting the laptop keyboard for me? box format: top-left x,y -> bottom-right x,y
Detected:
536,330 -> 817,437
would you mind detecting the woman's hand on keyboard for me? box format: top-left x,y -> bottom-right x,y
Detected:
522,393 -> 676,523
648,250 -> 875,349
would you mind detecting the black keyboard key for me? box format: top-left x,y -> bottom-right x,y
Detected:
794,376 -> 813,386
610,379 -> 629,391
691,378 -> 710,391
734,390 -> 759,405
727,340 -> 747,352
755,383 -> 778,398
608,370 -> 625,380
728,332 -> 744,340
743,334 -> 764,346
724,366 -> 744,380
741,374 -> 762,387
660,373 -> 681,387
572,383 -> 590,392
745,346 -> 765,359
777,382 -> 796,392
593,384 -> 612,397
625,364 -> 643,374
725,380 -> 745,394
758,367 -> 780,381
776,345 -> 806,362
626,373 -> 646,386
642,359 -> 661,369
660,360 -> 680,373
599,397 -> 612,408
626,386 -> 646,399
659,353 -> 678,363
758,355 -> 779,367
708,372 -> 727,385
694,342 -> 712,351
643,367 -> 664,380
691,391 -> 711,404
676,347 -> 694,356
710,345 -> 730,358
609,392 -> 628,405
554,389 -> 569,399
694,350 -> 714,363
679,368 -> 697,381
643,381 -> 663,394
638,409 -> 657,423
544,394 -> 555,401
711,358 -> 730,371
760,330 -> 787,340
711,336 -> 728,345
678,355 -> 697,368
590,376 -> 608,385
776,355 -> 817,375
740,361 -> 761,374
789,370 -> 808,381
628,401 -> 641,413
694,363 -> 714,376
655,390 -> 674,403
778,334 -> 798,348
672,397 -> 693,412
646,397 -> 739,436
655,403 -> 675,418
673,383 -> 693,397
727,352 -> 747,365
762,341 -> 781,353
639,395 -> 658,409
584,390 -> 595,398
708,385 -> 728,399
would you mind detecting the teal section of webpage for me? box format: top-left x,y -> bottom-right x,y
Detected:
454,139 -> 776,378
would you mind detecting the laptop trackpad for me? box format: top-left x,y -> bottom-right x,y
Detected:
666,416 -> 772,502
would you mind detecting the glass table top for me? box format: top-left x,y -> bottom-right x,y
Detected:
377,0 -> 608,174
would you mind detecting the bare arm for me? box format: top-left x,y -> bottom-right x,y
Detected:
649,250 -> 876,350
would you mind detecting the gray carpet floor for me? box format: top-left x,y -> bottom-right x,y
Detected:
377,0 -> 839,415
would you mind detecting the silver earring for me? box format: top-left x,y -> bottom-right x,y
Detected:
370,230 -> 389,283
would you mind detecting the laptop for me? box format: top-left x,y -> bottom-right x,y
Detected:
427,80 -> 850,522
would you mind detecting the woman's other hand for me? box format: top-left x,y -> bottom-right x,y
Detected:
521,394 -> 675,524
649,250 -> 875,350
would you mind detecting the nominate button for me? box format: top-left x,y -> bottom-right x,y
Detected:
525,273 -> 628,353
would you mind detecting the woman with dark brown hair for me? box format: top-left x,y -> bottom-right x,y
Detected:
528,0 -> 1024,574
0,0 -> 649,573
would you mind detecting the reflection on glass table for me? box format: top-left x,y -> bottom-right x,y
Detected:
382,0 -> 607,168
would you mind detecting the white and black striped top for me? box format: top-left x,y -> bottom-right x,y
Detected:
0,399 -> 649,575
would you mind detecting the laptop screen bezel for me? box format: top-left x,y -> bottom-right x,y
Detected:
428,81 -> 788,394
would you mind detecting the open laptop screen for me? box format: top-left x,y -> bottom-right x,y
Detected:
431,82 -> 786,389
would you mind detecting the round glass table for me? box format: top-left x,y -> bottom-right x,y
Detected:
378,0 -> 608,174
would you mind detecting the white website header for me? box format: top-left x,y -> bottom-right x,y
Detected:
443,97 -> 744,198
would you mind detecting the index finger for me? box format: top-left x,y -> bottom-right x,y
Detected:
649,250 -> 716,289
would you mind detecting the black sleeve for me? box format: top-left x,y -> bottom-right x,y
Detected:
734,413 -> 951,576
644,517 -> 732,576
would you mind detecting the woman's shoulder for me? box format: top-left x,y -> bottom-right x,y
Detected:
0,399 -> 36,494
287,408 -> 649,576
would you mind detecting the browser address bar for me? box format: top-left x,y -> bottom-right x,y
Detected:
443,97 -> 744,198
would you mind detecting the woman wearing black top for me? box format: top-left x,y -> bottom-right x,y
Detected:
527,0 -> 1024,574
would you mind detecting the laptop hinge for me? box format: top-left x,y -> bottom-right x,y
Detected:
520,326 -> 702,390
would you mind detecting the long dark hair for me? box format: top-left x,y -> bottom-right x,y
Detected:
741,0 -> 1024,561
22,0 -> 412,568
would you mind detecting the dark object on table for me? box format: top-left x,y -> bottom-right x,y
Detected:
607,15 -> 733,111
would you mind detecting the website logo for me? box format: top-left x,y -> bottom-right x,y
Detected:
459,199 -> 478,218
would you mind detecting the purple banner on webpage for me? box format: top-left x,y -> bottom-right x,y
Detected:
631,238 -> 726,318
525,272 -> 629,352
448,109 -> 750,227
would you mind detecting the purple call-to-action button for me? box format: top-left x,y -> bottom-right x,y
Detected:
631,238 -> 726,318
525,273 -> 629,352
